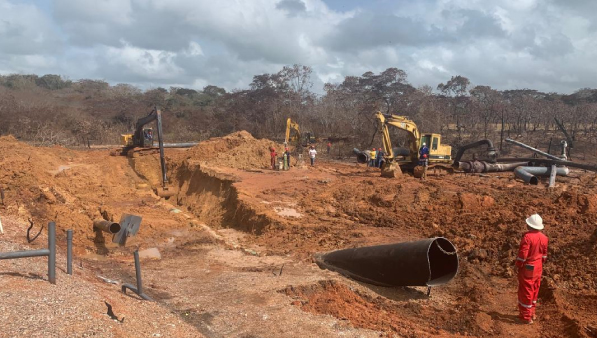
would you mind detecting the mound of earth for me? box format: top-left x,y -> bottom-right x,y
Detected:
183,131 -> 288,170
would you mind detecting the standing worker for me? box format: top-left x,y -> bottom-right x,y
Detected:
369,148 -> 377,167
419,143 -> 429,180
270,147 -> 277,170
515,214 -> 548,324
308,145 -> 317,166
327,142 -> 332,154
283,147 -> 291,170
376,148 -> 384,168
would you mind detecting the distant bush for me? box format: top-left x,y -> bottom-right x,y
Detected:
35,74 -> 72,90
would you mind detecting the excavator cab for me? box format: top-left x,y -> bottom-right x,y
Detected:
420,133 -> 451,161
304,132 -> 316,146
140,128 -> 154,148
120,128 -> 154,148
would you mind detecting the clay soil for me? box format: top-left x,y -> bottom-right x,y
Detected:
1,131 -> 597,337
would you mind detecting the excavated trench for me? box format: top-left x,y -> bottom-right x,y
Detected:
130,155 -> 272,235
171,159 -> 271,234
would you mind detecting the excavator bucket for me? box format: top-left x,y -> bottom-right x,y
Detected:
381,162 -> 402,178
413,165 -> 425,178
155,187 -> 177,199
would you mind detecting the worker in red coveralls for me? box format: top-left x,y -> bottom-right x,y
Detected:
515,213 -> 548,324
270,147 -> 277,170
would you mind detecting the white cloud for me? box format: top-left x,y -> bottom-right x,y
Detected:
0,0 -> 596,94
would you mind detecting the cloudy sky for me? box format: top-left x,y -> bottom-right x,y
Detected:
1,0 -> 596,94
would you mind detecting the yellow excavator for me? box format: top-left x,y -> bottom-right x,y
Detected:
285,118 -> 315,148
375,111 -> 452,177
118,107 -> 176,198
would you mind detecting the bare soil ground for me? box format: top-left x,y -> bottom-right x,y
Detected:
1,132 -> 597,337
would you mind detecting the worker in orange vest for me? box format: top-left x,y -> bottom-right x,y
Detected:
515,214 -> 548,324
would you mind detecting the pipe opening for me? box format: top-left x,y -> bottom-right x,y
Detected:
529,177 -> 538,185
356,153 -> 368,164
428,238 -> 459,286
108,223 -> 121,233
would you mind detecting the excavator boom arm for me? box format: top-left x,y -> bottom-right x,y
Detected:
133,107 -> 168,188
375,111 -> 421,163
285,118 -> 301,145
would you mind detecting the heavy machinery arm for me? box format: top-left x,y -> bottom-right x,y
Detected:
375,112 -> 421,164
285,118 -> 301,145
131,107 -> 173,198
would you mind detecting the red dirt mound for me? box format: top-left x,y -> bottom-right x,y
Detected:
182,131 -> 288,170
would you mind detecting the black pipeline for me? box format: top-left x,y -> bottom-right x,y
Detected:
315,237 -> 458,287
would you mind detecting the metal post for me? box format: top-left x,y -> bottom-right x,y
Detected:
66,229 -> 73,275
48,222 -> 56,284
134,250 -> 142,294
549,164 -> 557,188
121,250 -> 153,301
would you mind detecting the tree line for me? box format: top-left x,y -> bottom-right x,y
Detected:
1,67 -> 596,159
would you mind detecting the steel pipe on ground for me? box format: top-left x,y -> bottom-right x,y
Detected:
93,219 -> 121,234
162,142 -> 198,148
456,161 -> 528,173
497,158 -> 597,172
514,166 -> 570,185
353,148 -> 369,164
453,139 -> 497,163
315,237 -> 458,287
505,138 -> 563,161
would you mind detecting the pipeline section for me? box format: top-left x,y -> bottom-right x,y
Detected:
505,138 -> 563,161
354,147 -> 410,164
456,161 -> 528,173
315,237 -> 458,287
93,219 -> 121,234
163,142 -> 198,148
514,166 -> 570,185
453,139 -> 497,163
496,158 -> 597,172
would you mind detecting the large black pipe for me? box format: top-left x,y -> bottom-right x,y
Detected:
353,148 -> 369,164
315,237 -> 458,287
505,138 -> 562,161
355,147 -> 410,164
456,161 -> 528,173
514,166 -> 570,185
162,142 -> 198,148
497,158 -> 597,172
453,139 -> 497,163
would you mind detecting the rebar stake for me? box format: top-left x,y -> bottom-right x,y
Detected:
66,229 -> 73,275
121,250 -> 153,301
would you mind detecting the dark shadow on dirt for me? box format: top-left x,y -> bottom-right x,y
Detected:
487,311 -> 519,324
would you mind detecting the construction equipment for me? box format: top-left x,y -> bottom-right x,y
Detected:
375,112 -> 452,177
119,107 -> 175,198
285,118 -> 316,149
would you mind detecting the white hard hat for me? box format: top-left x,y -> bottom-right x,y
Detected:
525,214 -> 544,230
422,143 -> 426,146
